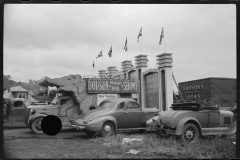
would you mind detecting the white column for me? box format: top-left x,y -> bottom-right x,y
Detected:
156,53 -> 173,111
165,67 -> 173,110
134,54 -> 148,108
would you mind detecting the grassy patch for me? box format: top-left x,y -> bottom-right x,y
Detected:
94,133 -> 236,159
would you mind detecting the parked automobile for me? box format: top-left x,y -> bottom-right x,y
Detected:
146,99 -> 236,143
3,98 -> 31,123
25,94 -> 81,134
70,98 -> 159,137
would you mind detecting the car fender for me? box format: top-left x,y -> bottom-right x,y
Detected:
86,116 -> 117,131
29,113 -> 48,124
175,117 -> 202,136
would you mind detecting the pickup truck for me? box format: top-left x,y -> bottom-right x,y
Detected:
3,98 -> 31,124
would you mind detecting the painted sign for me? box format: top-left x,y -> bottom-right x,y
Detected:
97,94 -> 118,105
86,79 -> 139,93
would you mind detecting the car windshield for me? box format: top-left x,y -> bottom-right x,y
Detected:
98,101 -> 112,109
51,97 -> 58,105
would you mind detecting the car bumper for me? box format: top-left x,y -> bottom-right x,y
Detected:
159,125 -> 176,134
69,123 -> 86,130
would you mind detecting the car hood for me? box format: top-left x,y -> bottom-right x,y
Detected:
158,110 -> 192,127
159,110 -> 192,119
28,105 -> 54,110
77,107 -> 111,122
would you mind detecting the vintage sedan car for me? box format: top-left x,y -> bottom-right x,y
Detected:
70,98 -> 159,137
146,99 -> 237,143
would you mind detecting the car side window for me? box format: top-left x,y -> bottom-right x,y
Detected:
13,101 -> 26,108
132,102 -> 140,109
117,102 -> 125,110
125,102 -> 139,110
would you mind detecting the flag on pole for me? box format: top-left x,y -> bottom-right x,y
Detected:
92,60 -> 95,68
96,50 -> 103,58
137,27 -> 142,42
108,45 -> 112,57
124,37 -> 127,51
159,27 -> 164,45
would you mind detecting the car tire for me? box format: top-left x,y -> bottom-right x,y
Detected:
181,123 -> 199,143
31,117 -> 44,134
85,131 -> 96,137
100,122 -> 115,137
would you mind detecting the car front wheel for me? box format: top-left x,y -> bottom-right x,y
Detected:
31,117 -> 44,134
100,122 -> 115,137
181,123 -> 199,143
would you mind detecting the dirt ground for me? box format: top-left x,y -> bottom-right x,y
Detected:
3,124 -> 237,159
3,126 -> 134,159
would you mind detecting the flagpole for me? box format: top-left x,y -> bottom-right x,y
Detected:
164,34 -> 165,53
141,34 -> 142,54
93,60 -> 94,77
164,28 -> 165,53
102,56 -> 103,70
127,49 -> 128,60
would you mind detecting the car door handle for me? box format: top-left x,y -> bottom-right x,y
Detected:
43,109 -> 46,110
11,109 -> 14,110
125,112 -> 128,114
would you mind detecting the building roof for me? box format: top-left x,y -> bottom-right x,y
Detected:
3,86 -> 38,103
28,96 -> 38,102
179,77 -> 236,84
3,92 -> 14,99
10,86 -> 28,92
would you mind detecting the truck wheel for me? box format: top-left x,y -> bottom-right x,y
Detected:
31,117 -> 44,134
100,122 -> 115,137
181,123 -> 199,143
85,131 -> 96,137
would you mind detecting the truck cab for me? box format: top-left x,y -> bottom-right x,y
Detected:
3,98 -> 31,123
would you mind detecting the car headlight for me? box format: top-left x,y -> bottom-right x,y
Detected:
31,109 -> 36,115
83,119 -> 92,124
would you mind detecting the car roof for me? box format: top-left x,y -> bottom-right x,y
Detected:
104,98 -> 136,103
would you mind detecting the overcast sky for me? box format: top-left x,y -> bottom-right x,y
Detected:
4,4 -> 236,88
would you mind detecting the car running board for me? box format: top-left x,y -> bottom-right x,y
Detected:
202,125 -> 236,136
117,127 -> 146,132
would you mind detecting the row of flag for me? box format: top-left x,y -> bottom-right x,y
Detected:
93,27 -> 165,68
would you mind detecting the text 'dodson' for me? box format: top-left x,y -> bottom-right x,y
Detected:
86,79 -> 139,93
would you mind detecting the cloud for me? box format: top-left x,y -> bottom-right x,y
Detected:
3,4 -> 236,83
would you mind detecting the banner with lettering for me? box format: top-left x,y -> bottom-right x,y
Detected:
86,79 -> 139,93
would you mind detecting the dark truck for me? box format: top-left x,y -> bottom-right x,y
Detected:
3,98 -> 31,124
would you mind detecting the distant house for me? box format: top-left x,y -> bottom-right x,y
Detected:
3,86 -> 38,103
